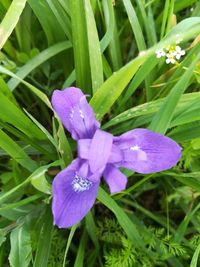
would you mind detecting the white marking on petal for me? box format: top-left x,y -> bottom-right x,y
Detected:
79,109 -> 84,119
72,174 -> 92,193
130,145 -> 147,161
70,109 -> 74,119
130,145 -> 140,151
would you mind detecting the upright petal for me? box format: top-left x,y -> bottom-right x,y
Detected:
78,139 -> 123,164
103,164 -> 127,194
51,87 -> 99,140
89,129 -> 113,174
52,159 -> 100,228
114,128 -> 182,174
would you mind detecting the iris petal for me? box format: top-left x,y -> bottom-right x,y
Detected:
114,128 -> 182,174
103,164 -> 127,194
78,139 -> 123,164
52,159 -> 100,228
89,129 -> 113,174
51,87 -> 99,140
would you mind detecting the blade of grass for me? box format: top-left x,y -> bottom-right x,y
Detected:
149,50 -> 200,134
0,129 -> 37,172
0,0 -> 27,49
70,0 -> 91,93
100,0 -> 114,53
91,18 -> 200,120
103,92 -> 200,129
97,187 -> 145,248
74,230 -> 87,267
33,207 -> 53,267
9,220 -> 32,267
0,65 -> 52,108
8,41 -> 72,91
102,0 -> 122,71
62,225 -> 77,267
190,243 -> 200,267
84,0 -> 103,93
173,202 -> 200,243
0,92 -> 46,140
46,0 -> 71,40
122,0 -> 146,51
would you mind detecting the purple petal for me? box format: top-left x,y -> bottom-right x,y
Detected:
52,159 -> 100,228
78,140 -> 123,165
103,164 -> 127,194
108,144 -> 123,164
89,130 -> 113,174
114,128 -> 182,174
77,139 -> 90,159
51,87 -> 100,140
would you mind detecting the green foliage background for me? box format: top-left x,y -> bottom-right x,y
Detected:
0,0 -> 200,266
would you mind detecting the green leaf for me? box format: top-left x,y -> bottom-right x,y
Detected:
74,231 -> 87,267
0,65 -> 52,108
0,91 -> 46,140
84,0 -> 103,93
33,207 -> 53,267
0,0 -> 27,49
122,0 -> 146,51
62,225 -> 78,267
8,41 -> 72,91
30,160 -> 61,194
27,0 -> 66,44
97,187 -> 145,248
70,0 -> 91,93
56,121 -> 73,166
165,171 -> 200,193
9,222 -> 32,267
190,243 -> 200,267
90,18 -> 200,120
149,50 -> 200,134
173,202 -> 200,243
0,129 -> 37,172
90,53 -> 150,120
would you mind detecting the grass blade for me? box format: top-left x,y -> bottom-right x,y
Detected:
8,41 -> 72,91
149,50 -> 200,134
97,187 -> 144,248
84,0 -> 103,93
0,129 -> 37,172
0,0 -> 27,49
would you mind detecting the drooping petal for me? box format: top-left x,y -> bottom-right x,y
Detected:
51,87 -> 100,140
103,164 -> 127,194
114,128 -> 182,174
89,129 -> 113,174
52,159 -> 100,228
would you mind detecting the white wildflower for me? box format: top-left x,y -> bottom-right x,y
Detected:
174,45 -> 185,60
166,52 -> 176,64
155,49 -> 166,58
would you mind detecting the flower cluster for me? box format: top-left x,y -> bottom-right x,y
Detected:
51,87 -> 182,228
155,34 -> 185,64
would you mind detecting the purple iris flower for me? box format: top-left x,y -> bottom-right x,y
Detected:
51,87 -> 182,228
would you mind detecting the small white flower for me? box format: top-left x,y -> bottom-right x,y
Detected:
155,49 -> 166,58
175,45 -> 185,60
166,52 -> 176,64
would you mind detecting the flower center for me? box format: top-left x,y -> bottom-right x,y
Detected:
72,174 -> 92,192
